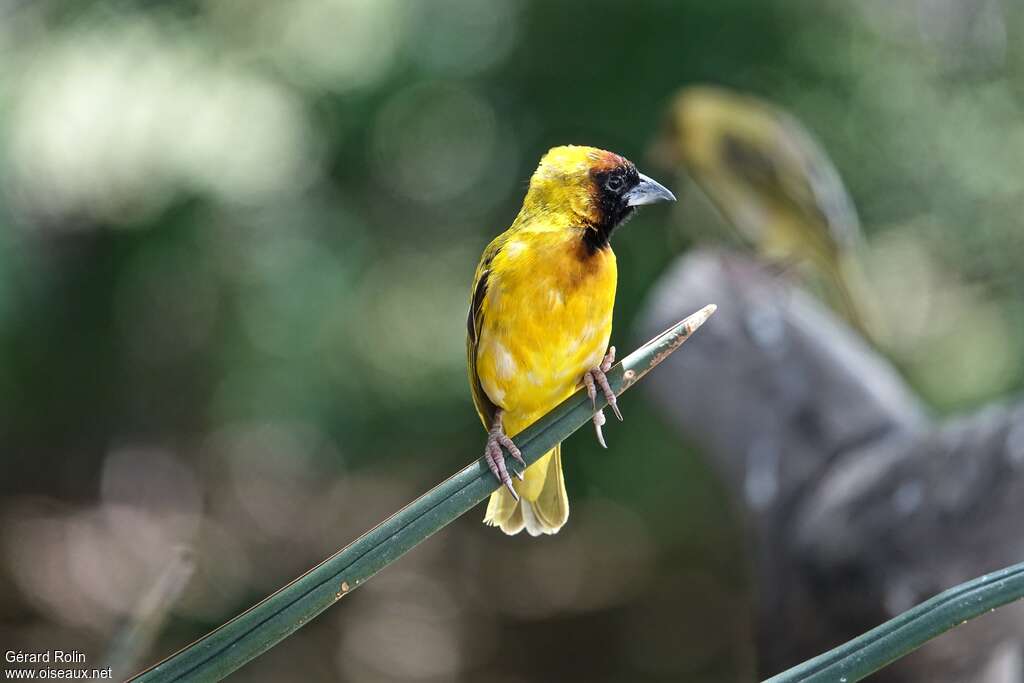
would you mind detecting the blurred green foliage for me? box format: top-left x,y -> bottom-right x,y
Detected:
0,1 -> 1022,681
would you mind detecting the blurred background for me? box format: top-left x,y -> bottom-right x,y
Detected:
2,0 -> 1024,681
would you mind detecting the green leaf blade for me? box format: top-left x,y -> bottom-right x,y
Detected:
764,558 -> 1024,682
130,305 -> 717,683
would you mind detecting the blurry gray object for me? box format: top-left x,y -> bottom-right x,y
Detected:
636,247 -> 1024,683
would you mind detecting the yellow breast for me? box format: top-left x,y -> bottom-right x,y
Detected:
475,229 -> 616,435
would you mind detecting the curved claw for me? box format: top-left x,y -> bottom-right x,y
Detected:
583,370 -> 607,447
498,433 -> 525,466
594,368 -> 623,422
497,434 -> 525,480
599,346 -> 622,421
582,346 -> 622,445
484,410 -> 521,499
593,408 -> 607,448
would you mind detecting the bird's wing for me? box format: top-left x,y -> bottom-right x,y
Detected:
466,236 -> 503,428
720,112 -> 861,251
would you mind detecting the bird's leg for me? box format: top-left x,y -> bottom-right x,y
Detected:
582,346 -> 622,449
484,409 -> 526,500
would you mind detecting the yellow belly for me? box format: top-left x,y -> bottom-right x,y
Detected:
475,231 -> 616,436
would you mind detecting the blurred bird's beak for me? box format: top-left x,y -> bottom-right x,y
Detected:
625,173 -> 676,206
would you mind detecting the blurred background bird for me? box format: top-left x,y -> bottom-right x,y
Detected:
657,85 -> 876,338
467,145 -> 675,536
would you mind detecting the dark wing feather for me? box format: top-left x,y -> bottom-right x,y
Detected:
466,238 -> 503,428
719,112 -> 860,252
776,113 -> 860,249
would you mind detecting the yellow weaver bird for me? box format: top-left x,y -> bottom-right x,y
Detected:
660,85 -> 871,336
467,145 -> 675,536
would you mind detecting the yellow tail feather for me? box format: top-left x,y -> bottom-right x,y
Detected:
822,252 -> 887,344
483,445 -> 568,536
828,255 -> 868,337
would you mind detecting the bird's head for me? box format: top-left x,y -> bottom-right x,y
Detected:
655,86 -> 755,169
655,85 -> 737,167
520,145 -> 675,248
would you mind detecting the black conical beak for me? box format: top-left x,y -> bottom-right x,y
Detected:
624,172 -> 676,206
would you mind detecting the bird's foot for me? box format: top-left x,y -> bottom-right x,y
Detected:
582,346 -> 622,449
484,409 -> 526,500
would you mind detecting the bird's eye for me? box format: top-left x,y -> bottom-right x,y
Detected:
605,175 -> 624,193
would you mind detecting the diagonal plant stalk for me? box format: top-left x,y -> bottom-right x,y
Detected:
129,304 -> 718,683
104,545 -> 196,677
764,560 -> 1024,683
